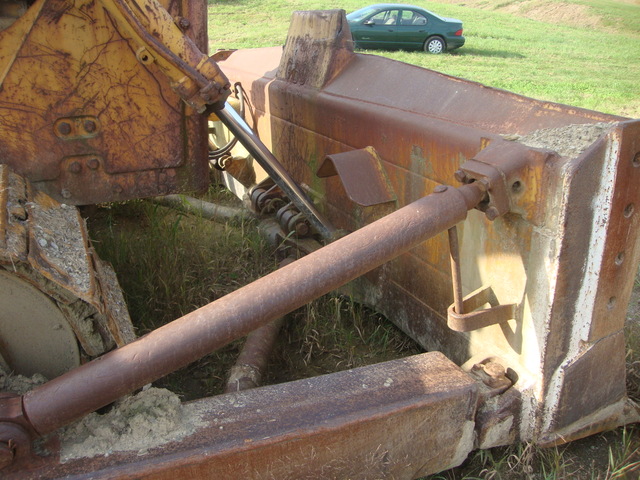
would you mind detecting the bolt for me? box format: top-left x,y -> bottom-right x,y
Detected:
112,184 -> 123,194
84,119 -> 97,133
87,157 -> 100,170
61,189 -> 71,199
434,185 -> 448,193
485,206 -> 500,221
57,122 -> 72,136
294,220 -> 310,237
453,170 -> 468,183
68,161 -> 82,174
178,17 -> 191,30
482,361 -> 506,379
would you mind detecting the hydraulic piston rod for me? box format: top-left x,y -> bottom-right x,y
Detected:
19,182 -> 484,437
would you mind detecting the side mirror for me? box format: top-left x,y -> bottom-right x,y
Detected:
364,19 -> 375,25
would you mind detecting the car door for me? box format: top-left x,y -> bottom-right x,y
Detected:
397,9 -> 431,49
353,9 -> 400,49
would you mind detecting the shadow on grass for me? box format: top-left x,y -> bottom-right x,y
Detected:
356,47 -> 525,59
451,47 -> 525,58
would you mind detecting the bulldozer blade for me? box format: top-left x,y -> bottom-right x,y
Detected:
5,353 -> 478,479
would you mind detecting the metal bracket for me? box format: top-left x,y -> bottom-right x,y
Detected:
447,286 -> 516,332
456,139 -> 556,223
317,147 -> 396,207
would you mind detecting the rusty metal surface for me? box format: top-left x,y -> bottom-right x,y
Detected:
318,147 -> 397,207
0,0 -> 215,205
20,183 -> 483,437
447,286 -> 517,333
9,353 -> 479,479
216,9 -> 640,445
224,259 -> 295,393
448,226 -> 464,316
224,318 -> 284,392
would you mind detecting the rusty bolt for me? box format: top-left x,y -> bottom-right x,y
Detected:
68,161 -> 82,174
57,122 -> 72,136
294,220 -> 310,237
453,170 -> 468,183
84,119 -> 97,133
177,17 -> 191,30
112,184 -> 123,194
61,189 -> 71,199
87,157 -> 100,170
434,185 -> 448,193
485,206 -> 500,221
482,361 -> 506,379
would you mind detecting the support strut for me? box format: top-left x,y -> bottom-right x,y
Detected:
17,183 -> 484,438
214,102 -> 336,240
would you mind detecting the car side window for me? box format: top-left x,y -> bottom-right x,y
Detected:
400,11 -> 415,26
411,13 -> 428,26
370,10 -> 399,25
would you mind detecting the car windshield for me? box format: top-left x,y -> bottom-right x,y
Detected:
346,6 -> 382,22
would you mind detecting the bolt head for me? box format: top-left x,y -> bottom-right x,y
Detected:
454,170 -> 468,183
57,122 -> 72,136
485,206 -> 500,221
69,161 -> 82,174
84,119 -> 97,133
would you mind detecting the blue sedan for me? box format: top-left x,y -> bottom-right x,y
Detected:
347,4 -> 465,53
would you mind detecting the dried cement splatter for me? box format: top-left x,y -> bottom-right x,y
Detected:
503,122 -> 614,158
0,369 -> 47,394
59,387 -> 205,462
29,199 -> 93,295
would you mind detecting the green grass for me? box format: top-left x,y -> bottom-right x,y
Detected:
207,0 -> 640,117
86,190 -> 419,399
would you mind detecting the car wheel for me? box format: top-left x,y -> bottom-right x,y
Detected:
424,36 -> 445,54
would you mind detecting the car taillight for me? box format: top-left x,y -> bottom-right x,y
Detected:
455,29 -> 463,36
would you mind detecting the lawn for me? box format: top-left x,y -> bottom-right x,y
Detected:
207,0 -> 640,118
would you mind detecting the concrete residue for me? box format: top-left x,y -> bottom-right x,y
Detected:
0,367 -> 203,462
0,369 -> 47,394
59,387 -> 204,462
503,122 -> 614,158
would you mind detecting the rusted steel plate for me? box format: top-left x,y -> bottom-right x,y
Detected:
14,352 -> 479,480
318,147 -> 396,207
0,1 -> 209,205
216,10 -> 640,445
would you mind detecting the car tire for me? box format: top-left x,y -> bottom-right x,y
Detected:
424,36 -> 445,54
